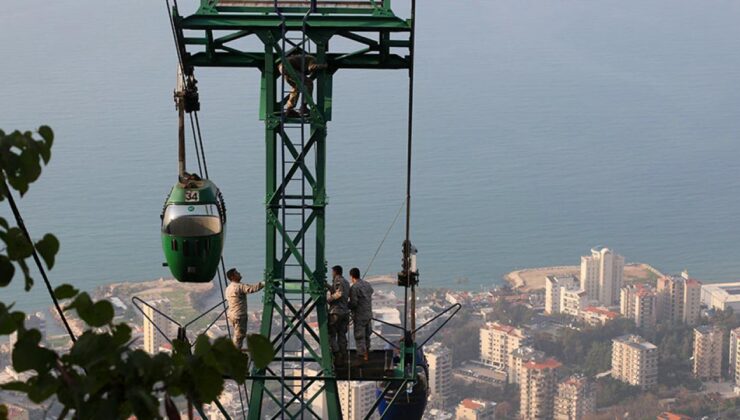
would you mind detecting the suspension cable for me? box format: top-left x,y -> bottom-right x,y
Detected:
164,1 -> 248,417
403,0 -> 417,336
1,178 -> 76,342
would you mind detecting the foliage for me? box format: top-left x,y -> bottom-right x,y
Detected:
489,298 -> 535,327
0,127 -> 56,291
0,127 -> 273,419
532,317 -> 636,371
594,377 -> 641,408
433,309 -> 482,367
450,378 -> 518,410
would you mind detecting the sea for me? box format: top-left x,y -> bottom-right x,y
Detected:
2,0 -> 740,312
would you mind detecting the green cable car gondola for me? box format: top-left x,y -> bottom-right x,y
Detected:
161,174 -> 226,282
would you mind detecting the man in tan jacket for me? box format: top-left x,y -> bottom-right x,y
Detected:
278,51 -> 328,116
225,268 -> 264,349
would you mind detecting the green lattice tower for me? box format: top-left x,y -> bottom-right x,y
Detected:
171,1 -> 411,418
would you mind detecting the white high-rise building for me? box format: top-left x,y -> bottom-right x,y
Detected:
580,247 -> 624,306
426,342 -> 453,409
143,298 -> 173,354
545,275 -> 579,315
338,381 -> 379,420
479,322 -> 528,374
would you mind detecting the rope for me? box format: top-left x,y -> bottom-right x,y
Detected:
1,178 -> 76,343
363,200 -> 405,279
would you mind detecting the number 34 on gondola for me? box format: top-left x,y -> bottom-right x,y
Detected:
185,191 -> 199,202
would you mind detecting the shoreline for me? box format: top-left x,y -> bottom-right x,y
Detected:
504,263 -> 665,292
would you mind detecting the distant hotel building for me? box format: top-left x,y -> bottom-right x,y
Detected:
554,375 -> 594,420
693,325 -> 724,381
519,358 -> 561,420
455,399 -> 496,420
701,281 -> 740,312
620,284 -> 657,329
479,322 -> 528,377
611,334 -> 658,389
580,247 -> 624,306
426,342 -> 453,409
143,298 -> 173,354
657,272 -> 701,325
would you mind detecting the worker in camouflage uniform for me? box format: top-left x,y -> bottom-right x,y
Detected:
327,265 -> 350,363
349,267 -> 374,362
278,51 -> 328,116
225,268 -> 264,350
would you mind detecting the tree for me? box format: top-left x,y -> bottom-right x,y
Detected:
0,127 -> 272,419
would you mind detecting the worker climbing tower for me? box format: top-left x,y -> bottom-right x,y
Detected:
169,0 -> 413,417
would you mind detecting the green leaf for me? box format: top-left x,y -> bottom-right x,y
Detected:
66,293 -> 114,327
0,403 -> 7,420
247,334 -> 274,369
0,381 -> 30,393
35,234 -> 59,270
17,259 -> 33,291
210,337 -> 250,383
12,329 -> 57,373
19,149 -> 42,184
110,323 -> 132,347
0,217 -> 8,229
191,365 -> 224,403
0,304 -> 24,335
26,373 -> 59,403
0,256 -> 15,287
6,228 -> 33,260
53,284 -> 78,300
38,126 -> 53,144
6,174 -> 28,197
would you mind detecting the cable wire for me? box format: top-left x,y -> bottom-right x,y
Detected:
1,178 -> 76,342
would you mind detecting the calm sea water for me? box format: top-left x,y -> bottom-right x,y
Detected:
3,0 -> 740,311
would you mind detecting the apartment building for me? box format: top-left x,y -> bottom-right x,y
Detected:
554,375 -> 594,420
520,358 -> 561,420
611,334 -> 658,389
656,272 -> 701,325
480,322 -> 528,373
620,283 -> 657,329
693,325 -> 724,381
426,342 -> 453,409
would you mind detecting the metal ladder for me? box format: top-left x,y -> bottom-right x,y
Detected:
276,2 -> 320,417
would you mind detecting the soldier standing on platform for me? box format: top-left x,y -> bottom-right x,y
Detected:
349,267 -> 373,362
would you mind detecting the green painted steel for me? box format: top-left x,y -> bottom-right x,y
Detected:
161,178 -> 226,283
170,1 -> 412,417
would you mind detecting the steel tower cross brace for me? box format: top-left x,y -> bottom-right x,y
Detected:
171,1 -> 411,418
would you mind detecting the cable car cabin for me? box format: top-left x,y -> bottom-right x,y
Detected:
161,177 -> 226,283
376,346 -> 428,419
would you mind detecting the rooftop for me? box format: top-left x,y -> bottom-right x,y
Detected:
583,306 -> 620,318
523,357 -> 562,370
613,334 -> 657,351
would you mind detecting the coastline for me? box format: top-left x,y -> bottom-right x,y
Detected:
504,263 -> 664,291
